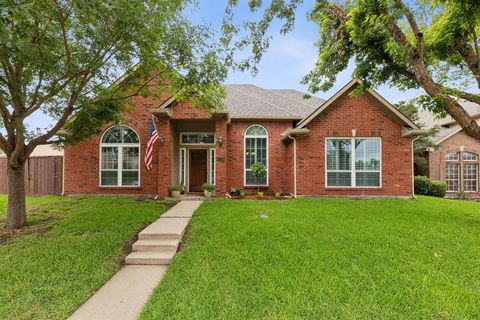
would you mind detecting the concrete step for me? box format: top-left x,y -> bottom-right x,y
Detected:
138,218 -> 190,240
132,239 -> 180,252
125,251 -> 176,265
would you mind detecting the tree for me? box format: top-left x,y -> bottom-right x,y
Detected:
251,162 -> 267,194
224,0 -> 480,138
0,0 -> 228,229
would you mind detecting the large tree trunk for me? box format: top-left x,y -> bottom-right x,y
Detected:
6,163 -> 27,229
412,59 -> 480,140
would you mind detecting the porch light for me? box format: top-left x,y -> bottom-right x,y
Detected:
158,135 -> 165,145
217,136 -> 224,146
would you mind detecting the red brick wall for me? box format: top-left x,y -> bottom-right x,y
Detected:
64,89 -> 414,197
428,131 -> 480,198
226,120 -> 293,195
294,90 -> 414,197
64,95 -> 161,195
215,119 -> 228,195
169,101 -> 212,119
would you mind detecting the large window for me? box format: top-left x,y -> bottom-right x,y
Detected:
100,125 -> 140,186
244,125 -> 268,186
326,138 -> 381,187
445,151 -> 478,192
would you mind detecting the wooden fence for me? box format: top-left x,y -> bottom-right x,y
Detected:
0,156 -> 63,195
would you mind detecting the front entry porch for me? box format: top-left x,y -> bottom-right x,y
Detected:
171,120 -> 219,193
151,106 -> 229,197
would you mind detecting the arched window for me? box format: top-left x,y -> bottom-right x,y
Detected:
445,151 -> 478,192
100,125 -> 140,186
244,125 -> 268,186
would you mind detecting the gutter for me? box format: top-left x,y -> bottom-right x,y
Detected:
287,134 -> 297,198
402,127 -> 429,137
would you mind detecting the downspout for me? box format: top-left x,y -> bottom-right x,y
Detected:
288,135 -> 297,198
411,136 -> 420,199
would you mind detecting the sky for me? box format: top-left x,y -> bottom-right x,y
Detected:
187,0 -> 423,101
27,0 -> 426,131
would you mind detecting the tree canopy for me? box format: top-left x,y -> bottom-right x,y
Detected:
225,0 -> 480,139
0,0 -> 228,166
0,0 -> 229,229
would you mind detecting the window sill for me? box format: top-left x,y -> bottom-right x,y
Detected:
325,187 -> 382,190
243,185 -> 269,188
99,186 -> 141,190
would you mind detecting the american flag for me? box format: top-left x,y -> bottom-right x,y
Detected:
144,117 -> 158,171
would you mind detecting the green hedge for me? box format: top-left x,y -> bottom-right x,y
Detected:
430,180 -> 447,198
414,176 -> 447,198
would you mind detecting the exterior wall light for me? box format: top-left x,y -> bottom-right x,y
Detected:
217,136 -> 224,146
158,135 -> 165,145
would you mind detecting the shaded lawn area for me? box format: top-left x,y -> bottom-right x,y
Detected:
0,195 -> 168,320
141,197 -> 480,320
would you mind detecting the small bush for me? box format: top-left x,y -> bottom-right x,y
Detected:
202,183 -> 215,192
168,185 -> 181,192
414,176 -> 432,195
430,180 -> 447,198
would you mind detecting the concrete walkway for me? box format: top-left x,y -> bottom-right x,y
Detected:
68,200 -> 203,320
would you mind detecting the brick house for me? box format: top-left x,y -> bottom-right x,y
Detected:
64,79 -> 421,197
420,100 -> 480,198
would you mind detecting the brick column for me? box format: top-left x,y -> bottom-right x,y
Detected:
215,119 -> 228,196
156,117 -> 172,197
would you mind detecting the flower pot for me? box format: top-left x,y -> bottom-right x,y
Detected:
204,190 -> 212,198
171,190 -> 181,198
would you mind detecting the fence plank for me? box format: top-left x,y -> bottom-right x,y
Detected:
0,156 -> 63,195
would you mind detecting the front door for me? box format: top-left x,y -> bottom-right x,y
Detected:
189,149 -> 207,192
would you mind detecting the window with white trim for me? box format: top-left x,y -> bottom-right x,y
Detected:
180,133 -> 214,144
245,125 -> 268,185
326,138 -> 381,187
445,151 -> 478,192
100,126 -> 140,186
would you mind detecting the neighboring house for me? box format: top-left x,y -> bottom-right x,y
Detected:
63,79 -> 421,197
0,144 -> 63,158
419,100 -> 480,199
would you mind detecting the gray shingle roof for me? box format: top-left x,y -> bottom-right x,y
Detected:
224,84 -> 324,118
419,99 -> 480,143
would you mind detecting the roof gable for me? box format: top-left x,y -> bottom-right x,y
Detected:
296,79 -> 419,130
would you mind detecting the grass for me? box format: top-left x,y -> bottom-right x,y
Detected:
0,195 -> 168,320
141,196 -> 480,320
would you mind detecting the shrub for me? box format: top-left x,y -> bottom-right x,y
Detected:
239,189 -> 246,197
429,180 -> 447,198
168,185 -> 181,192
202,183 -> 215,192
251,162 -> 267,193
414,176 -> 432,195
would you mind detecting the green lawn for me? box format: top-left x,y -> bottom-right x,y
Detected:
0,195 -> 168,320
141,197 -> 480,320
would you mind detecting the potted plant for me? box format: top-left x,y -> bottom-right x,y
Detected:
202,183 -> 215,198
169,185 -> 181,198
251,162 -> 267,195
